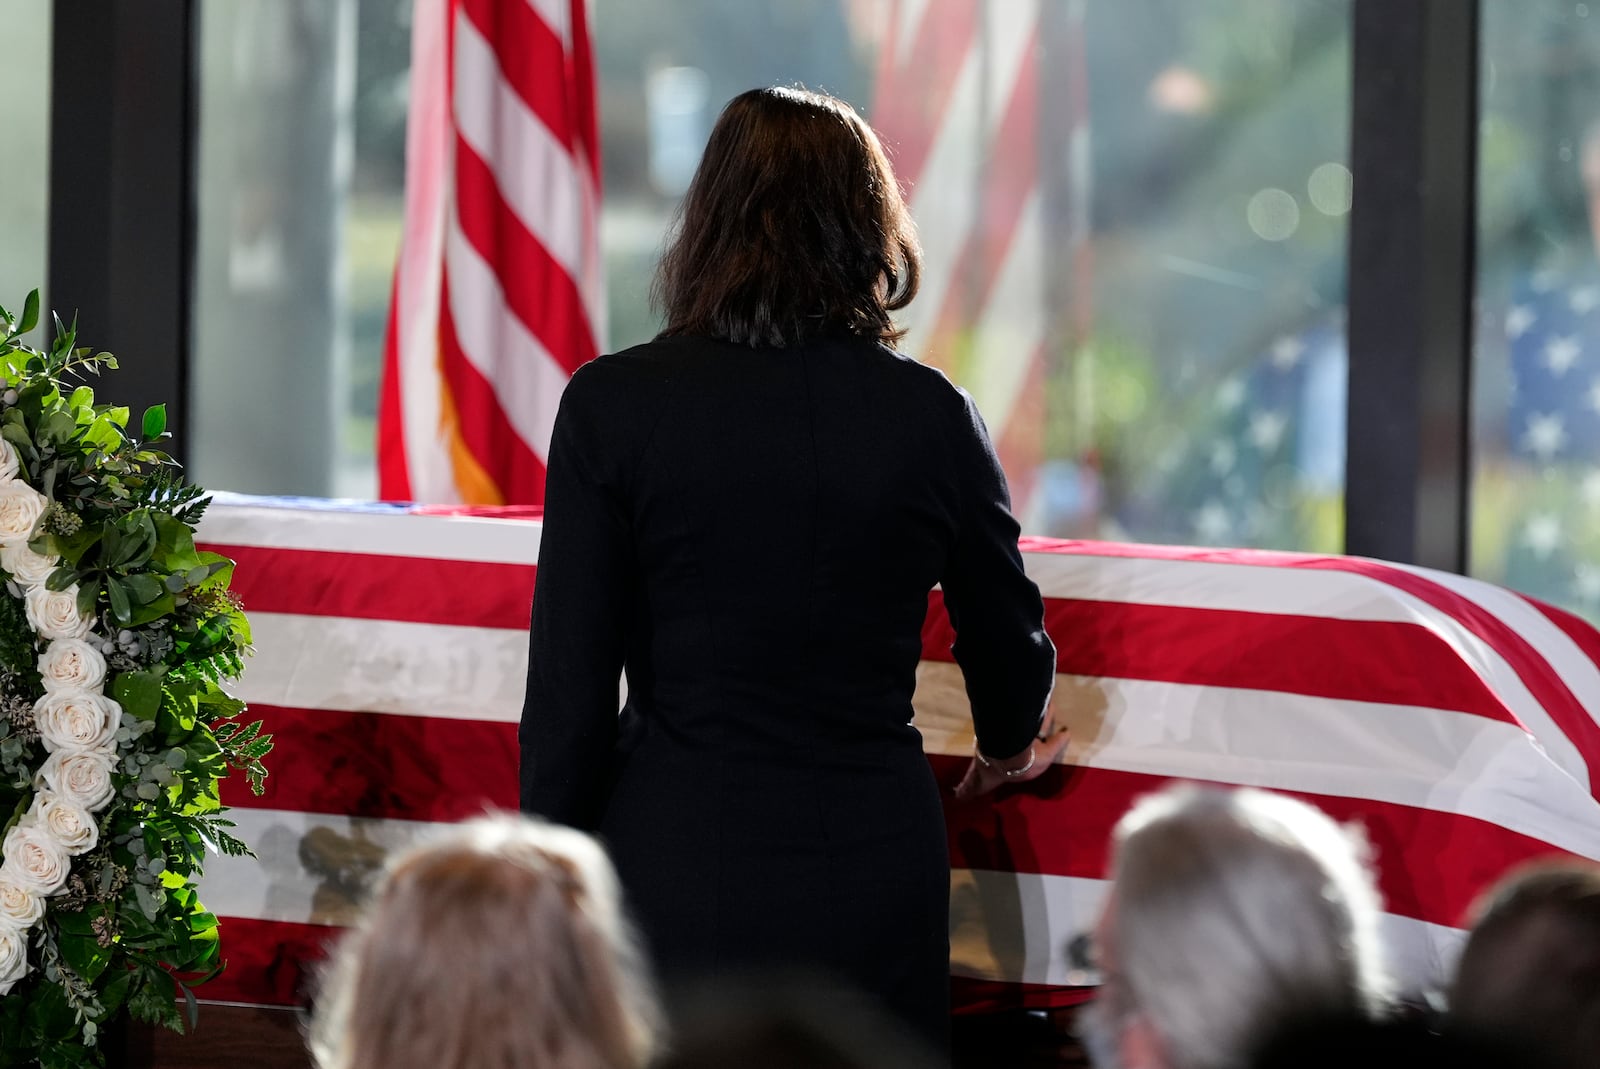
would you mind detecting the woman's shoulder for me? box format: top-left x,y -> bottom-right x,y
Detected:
860,341 -> 977,416
560,339 -> 690,412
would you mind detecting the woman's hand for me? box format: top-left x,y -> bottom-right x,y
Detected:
952,714 -> 1071,800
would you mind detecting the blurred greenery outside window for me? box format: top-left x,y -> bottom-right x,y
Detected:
1473,0 -> 1600,623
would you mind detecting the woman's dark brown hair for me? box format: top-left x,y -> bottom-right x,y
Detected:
653,86 -> 921,348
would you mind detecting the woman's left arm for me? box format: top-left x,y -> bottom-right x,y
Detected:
520,369 -> 634,829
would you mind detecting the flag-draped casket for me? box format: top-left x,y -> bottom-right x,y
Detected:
190,495 -> 1600,1011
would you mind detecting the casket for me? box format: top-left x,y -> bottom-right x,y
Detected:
189,494 -> 1600,1013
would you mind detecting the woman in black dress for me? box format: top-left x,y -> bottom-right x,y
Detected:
520,86 -> 1064,1053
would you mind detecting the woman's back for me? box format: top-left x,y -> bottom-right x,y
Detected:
593,333 -> 966,756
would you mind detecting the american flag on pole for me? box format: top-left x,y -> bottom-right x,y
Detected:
377,0 -> 603,506
866,0 -> 1055,527
190,495 -> 1600,1012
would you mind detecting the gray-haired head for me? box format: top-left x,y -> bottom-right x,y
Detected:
1082,784 -> 1393,1069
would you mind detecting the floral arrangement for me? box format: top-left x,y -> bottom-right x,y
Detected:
0,291 -> 268,1068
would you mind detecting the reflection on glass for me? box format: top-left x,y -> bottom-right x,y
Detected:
1474,1 -> 1600,619
0,5 -> 50,316
597,0 -> 1350,549
190,0 -> 409,498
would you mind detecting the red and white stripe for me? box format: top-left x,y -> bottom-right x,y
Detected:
190,495 -> 1600,1012
869,0 -> 1050,524
378,0 -> 602,506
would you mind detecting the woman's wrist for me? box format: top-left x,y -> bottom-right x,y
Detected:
976,742 -> 1037,778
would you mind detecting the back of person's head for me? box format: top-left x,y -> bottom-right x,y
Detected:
653,978 -> 938,1069
1082,784 -> 1392,1069
310,815 -> 660,1069
654,85 -> 921,349
1450,860 -> 1600,1069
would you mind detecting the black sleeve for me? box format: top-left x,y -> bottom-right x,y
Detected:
939,388 -> 1056,759
519,369 -> 633,828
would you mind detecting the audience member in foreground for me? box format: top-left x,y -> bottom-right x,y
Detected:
309,815 -> 661,1069
1450,860 -> 1600,1069
1079,784 -> 1393,1069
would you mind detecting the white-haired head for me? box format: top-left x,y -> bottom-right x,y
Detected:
1081,784 -> 1393,1069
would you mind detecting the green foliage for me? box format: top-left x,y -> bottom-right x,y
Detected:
0,290 -> 266,1067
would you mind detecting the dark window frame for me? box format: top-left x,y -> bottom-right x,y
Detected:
1344,0 -> 1481,571
47,0 -> 196,467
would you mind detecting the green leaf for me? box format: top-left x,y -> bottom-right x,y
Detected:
123,572 -> 164,604
99,527 -> 123,566
134,883 -> 163,923
194,552 -> 234,591
112,669 -> 164,721
38,409 -> 75,445
2,791 -> 31,838
26,978 -> 77,1041
95,966 -> 135,1022
44,565 -> 77,593
82,415 -> 123,452
56,916 -> 112,983
18,289 -> 38,335
141,403 -> 167,440
0,422 -> 32,451
67,385 -> 93,411
153,515 -> 201,572
106,575 -> 130,623
180,982 -> 200,1033
74,575 -> 102,618
123,591 -> 175,627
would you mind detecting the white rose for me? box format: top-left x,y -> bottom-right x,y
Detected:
33,689 -> 119,753
25,584 -> 91,641
0,820 -> 70,896
0,440 -> 19,483
38,639 -> 106,693
0,878 -> 44,930
0,481 -> 45,545
37,792 -> 98,856
35,749 -> 117,812
1,540 -> 58,587
0,927 -> 27,994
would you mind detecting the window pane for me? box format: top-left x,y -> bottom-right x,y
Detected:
1473,1 -> 1600,617
190,0 -> 408,498
597,0 -> 1351,548
0,3 -> 50,318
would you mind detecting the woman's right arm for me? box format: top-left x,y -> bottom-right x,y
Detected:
519,368 -> 634,829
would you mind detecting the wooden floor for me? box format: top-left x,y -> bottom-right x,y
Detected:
119,1003 -> 1089,1068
